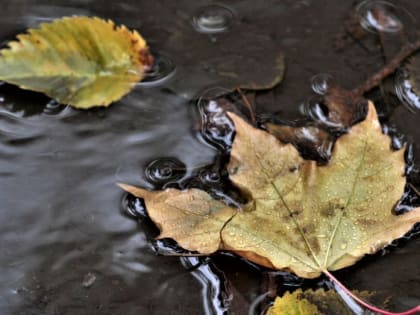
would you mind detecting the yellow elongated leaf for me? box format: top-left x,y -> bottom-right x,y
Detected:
0,16 -> 153,108
120,102 -> 420,278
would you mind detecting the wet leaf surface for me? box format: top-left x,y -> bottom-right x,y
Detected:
121,102 -> 420,278
0,16 -> 153,108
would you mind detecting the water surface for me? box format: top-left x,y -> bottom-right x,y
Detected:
0,1 -> 419,314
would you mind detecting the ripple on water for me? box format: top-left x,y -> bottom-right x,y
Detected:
356,0 -> 404,33
300,96 -> 343,129
145,157 -> 186,188
310,73 -> 334,95
192,4 -> 235,34
136,53 -> 176,87
395,70 -> 420,113
199,166 -> 222,186
121,192 -> 148,220
42,100 -> 68,116
198,97 -> 235,151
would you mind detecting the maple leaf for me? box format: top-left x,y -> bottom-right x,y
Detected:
0,16 -> 153,109
119,102 -> 420,278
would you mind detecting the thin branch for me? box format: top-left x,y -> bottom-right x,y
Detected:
236,88 -> 256,125
323,269 -> 420,315
408,182 -> 420,196
352,40 -> 420,96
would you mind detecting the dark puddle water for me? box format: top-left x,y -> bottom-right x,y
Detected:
0,1 -> 420,314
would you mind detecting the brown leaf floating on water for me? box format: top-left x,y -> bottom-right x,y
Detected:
120,102 -> 420,278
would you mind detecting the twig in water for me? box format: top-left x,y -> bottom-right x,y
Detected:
352,40 -> 420,96
236,88 -> 256,125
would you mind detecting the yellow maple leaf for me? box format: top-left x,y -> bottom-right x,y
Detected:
120,102 -> 420,278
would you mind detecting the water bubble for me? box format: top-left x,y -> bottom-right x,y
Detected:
199,167 -> 221,185
395,70 -> 420,113
310,73 -> 333,95
198,98 -> 235,150
300,96 -> 342,129
120,192 -> 148,220
42,100 -> 67,115
136,53 -> 176,87
357,0 -> 403,33
192,4 -> 235,34
145,157 -> 186,187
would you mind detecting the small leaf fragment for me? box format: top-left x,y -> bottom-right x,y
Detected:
266,289 -> 383,315
267,290 -> 321,315
0,16 -> 153,108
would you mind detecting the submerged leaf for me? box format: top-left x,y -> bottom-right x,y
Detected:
0,16 -> 153,108
120,102 -> 420,278
164,18 -> 285,98
266,289 -> 383,315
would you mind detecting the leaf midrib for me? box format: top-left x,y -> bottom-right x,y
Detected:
322,137 -> 369,268
250,145 -> 322,270
0,70 -> 141,81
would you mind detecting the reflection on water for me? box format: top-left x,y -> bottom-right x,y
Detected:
181,257 -> 230,315
310,73 -> 334,96
395,70 -> 420,113
145,157 -> 187,188
357,0 -> 404,33
0,1 -> 420,314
